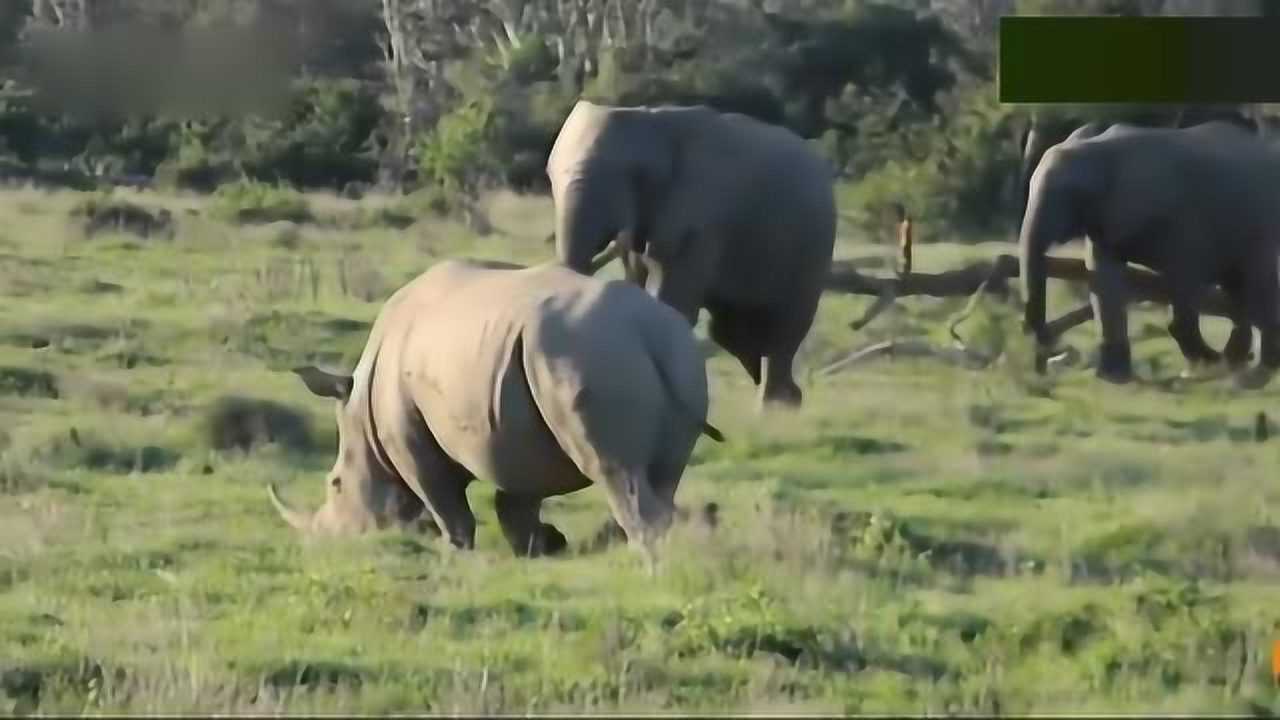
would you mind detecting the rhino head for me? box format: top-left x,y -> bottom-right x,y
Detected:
267,365 -> 427,536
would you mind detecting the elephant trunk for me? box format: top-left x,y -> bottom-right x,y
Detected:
554,175 -> 632,275
1017,125 -> 1049,236
1018,187 -> 1055,357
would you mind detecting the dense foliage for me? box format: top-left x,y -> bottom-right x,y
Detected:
0,0 -> 1274,237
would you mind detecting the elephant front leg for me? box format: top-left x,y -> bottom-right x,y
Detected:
1086,244 -> 1134,383
1168,290 -> 1222,377
707,303 -> 763,387
493,491 -> 567,558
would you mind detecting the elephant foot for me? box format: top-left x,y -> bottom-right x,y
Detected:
1178,357 -> 1229,381
541,523 -> 568,556
1095,366 -> 1134,385
1224,327 -> 1254,368
759,381 -> 803,411
512,523 -> 568,558
1095,343 -> 1133,384
1225,351 -> 1255,370
1233,365 -> 1276,390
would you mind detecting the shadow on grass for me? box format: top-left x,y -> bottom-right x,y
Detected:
1,657 -> 121,713
263,660 -> 367,690
0,366 -> 59,398
730,433 -> 908,463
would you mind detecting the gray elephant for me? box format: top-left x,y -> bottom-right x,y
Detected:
1020,121 -> 1280,386
1016,105 -> 1259,233
268,258 -> 724,563
546,100 -> 837,410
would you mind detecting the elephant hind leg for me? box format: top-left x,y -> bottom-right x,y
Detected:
494,491 -> 567,558
1220,270 -> 1254,368
759,290 -> 822,410
760,355 -> 803,409
1229,246 -> 1280,389
1243,256 -> 1280,369
706,295 -> 813,409
707,302 -> 764,386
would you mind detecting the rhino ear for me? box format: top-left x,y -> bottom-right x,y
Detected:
292,366 -> 354,402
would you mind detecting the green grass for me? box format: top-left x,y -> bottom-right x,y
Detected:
1,184 -> 1279,714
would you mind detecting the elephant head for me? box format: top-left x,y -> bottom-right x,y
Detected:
546,101 -> 680,276
1017,116 -> 1105,234
1018,143 -> 1107,348
267,365 -> 426,536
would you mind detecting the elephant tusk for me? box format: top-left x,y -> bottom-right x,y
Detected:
267,483 -> 312,533
587,243 -> 622,275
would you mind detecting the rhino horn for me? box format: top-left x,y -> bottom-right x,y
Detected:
267,483 -> 312,532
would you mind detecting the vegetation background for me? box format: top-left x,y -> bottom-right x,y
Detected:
2,0 -> 1280,714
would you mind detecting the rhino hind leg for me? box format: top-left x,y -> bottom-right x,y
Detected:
494,490 -> 567,557
595,465 -> 674,569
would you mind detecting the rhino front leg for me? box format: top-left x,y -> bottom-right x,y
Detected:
493,491 -> 567,558
380,421 -> 477,550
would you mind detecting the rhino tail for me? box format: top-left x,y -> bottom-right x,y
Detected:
642,322 -> 725,444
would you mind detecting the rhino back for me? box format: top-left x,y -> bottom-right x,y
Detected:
388,263 -> 604,493
517,277 -> 688,476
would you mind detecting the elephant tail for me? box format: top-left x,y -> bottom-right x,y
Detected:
642,318 -> 726,444
702,420 -> 726,443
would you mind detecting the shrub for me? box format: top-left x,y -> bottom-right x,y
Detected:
211,180 -> 312,225
414,98 -> 501,213
70,194 -> 174,239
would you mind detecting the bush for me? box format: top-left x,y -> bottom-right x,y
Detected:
414,98 -> 501,213
211,180 -> 313,225
70,194 -> 174,239
237,79 -> 382,190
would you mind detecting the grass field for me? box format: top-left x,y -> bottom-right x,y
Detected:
2,185 -> 1279,715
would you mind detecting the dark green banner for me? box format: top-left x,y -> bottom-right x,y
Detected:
1000,16 -> 1280,103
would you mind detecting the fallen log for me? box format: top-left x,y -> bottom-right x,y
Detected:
825,253 -> 1234,329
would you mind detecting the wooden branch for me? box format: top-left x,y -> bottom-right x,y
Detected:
825,253 -> 1233,320
818,339 -> 992,377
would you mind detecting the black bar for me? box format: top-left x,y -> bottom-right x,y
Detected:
1000,16 -> 1280,104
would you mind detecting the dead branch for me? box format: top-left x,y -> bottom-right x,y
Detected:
820,251 -> 1240,376
817,339 -> 992,377
946,262 -> 1003,352
849,289 -> 897,332
826,253 -> 1233,321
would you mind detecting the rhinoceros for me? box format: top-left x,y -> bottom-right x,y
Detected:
268,258 -> 724,561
